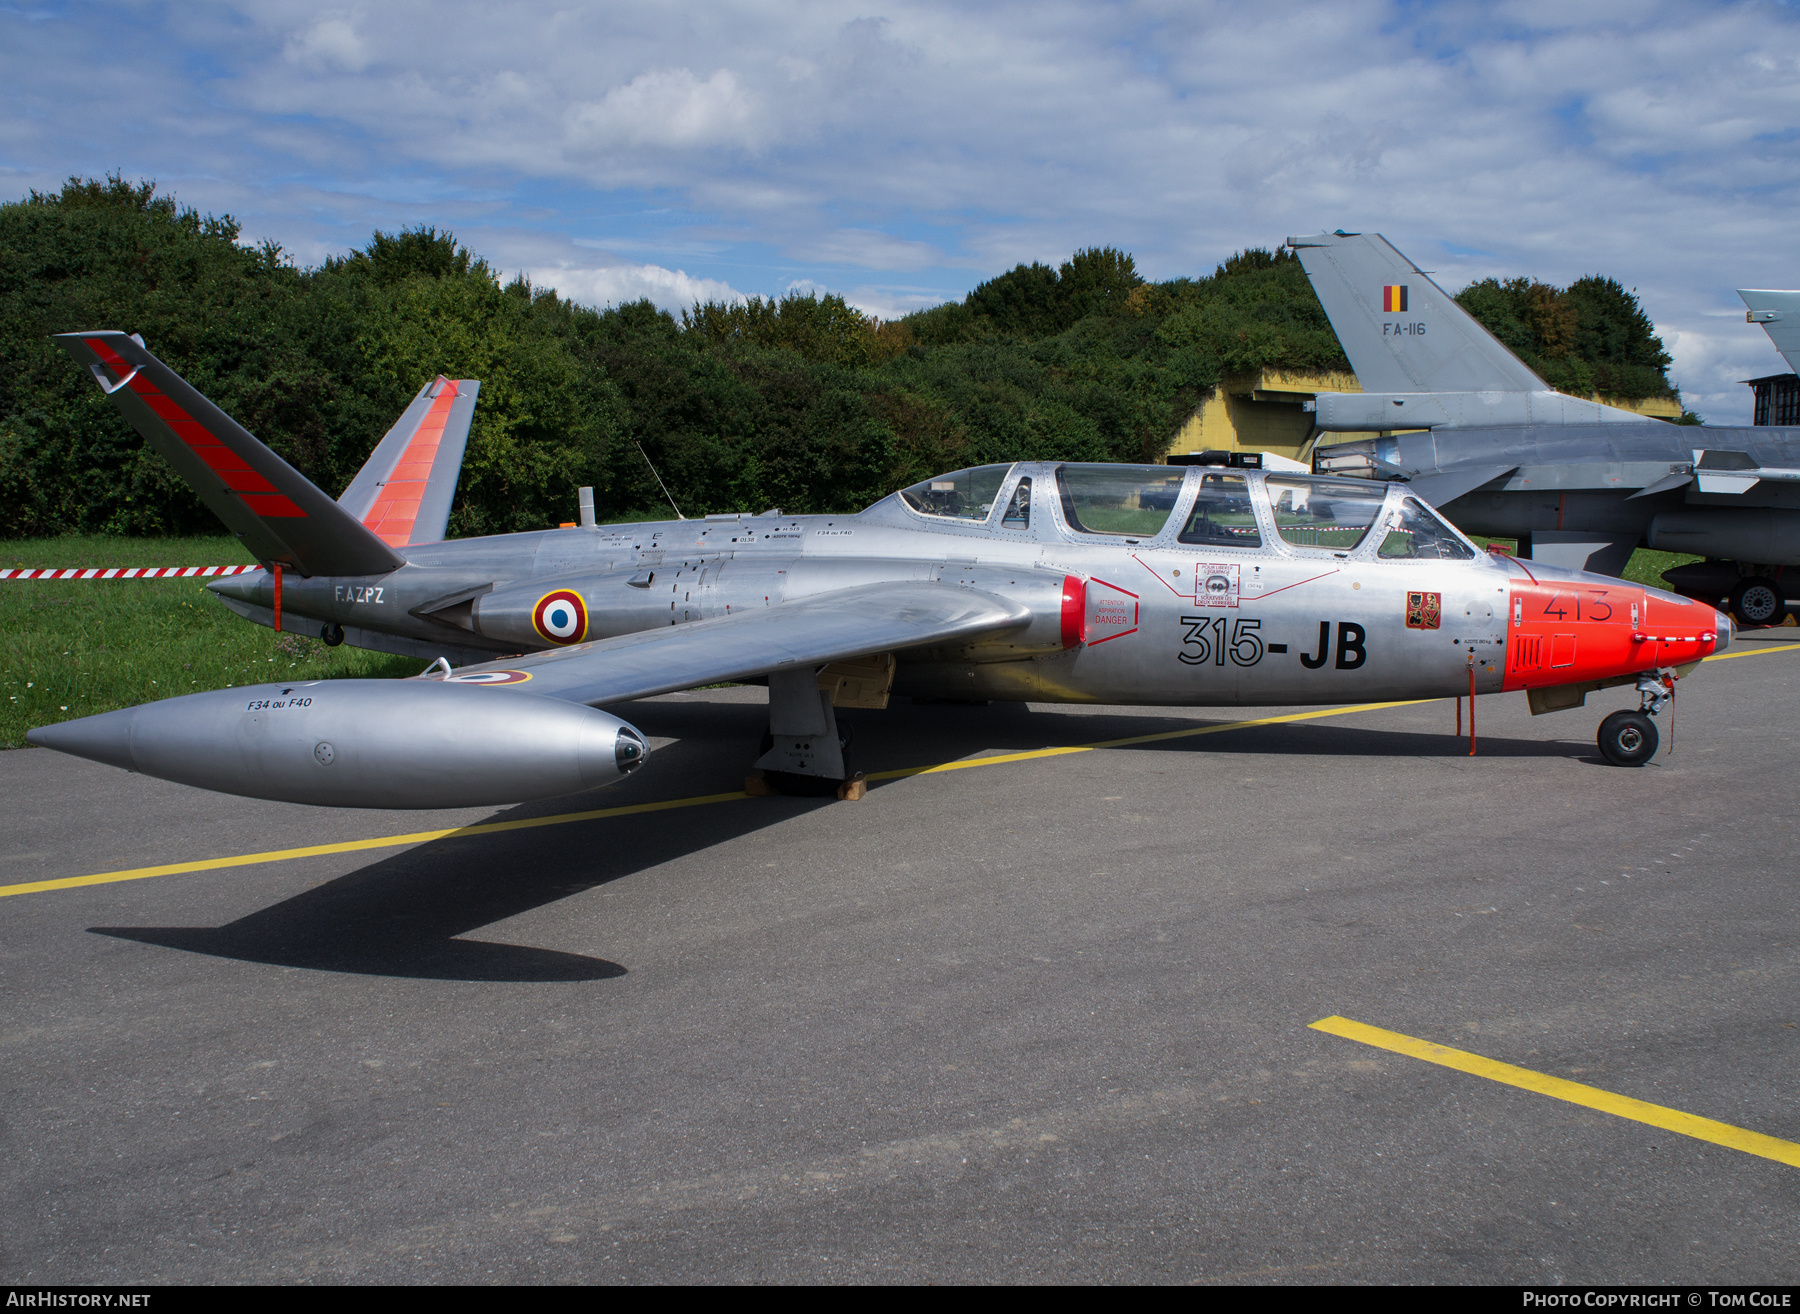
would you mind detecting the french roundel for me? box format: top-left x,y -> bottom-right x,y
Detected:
532,589 -> 589,645
445,669 -> 533,685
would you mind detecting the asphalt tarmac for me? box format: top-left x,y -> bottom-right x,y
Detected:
2,637 -> 1798,1284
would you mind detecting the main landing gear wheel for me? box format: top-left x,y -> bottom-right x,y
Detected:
320,622 -> 345,646
1597,710 -> 1659,767
1728,576 -> 1788,628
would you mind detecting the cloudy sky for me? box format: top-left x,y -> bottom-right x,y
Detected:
5,0 -> 1799,420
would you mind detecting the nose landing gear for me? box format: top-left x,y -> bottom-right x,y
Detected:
1597,670 -> 1674,767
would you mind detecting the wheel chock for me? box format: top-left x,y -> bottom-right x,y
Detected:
744,774 -> 776,797
836,773 -> 868,802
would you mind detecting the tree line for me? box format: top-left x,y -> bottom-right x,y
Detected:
0,176 -> 1683,538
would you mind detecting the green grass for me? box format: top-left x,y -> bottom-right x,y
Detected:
1618,547 -> 1703,591
1471,538 -> 1702,591
1,535 -> 419,749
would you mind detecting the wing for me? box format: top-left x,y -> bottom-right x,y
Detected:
337,376 -> 479,546
446,581 -> 1030,705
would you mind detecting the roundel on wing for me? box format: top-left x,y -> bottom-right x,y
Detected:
532,589 -> 589,645
445,669 -> 534,685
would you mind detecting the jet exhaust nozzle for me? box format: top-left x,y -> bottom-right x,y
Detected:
26,679 -> 649,809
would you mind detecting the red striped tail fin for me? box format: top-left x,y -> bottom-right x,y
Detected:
337,376 -> 479,546
54,332 -> 404,579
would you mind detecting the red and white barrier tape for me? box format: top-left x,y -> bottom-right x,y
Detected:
0,565 -> 261,580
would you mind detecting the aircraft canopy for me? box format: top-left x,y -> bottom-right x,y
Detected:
898,465 -> 1013,520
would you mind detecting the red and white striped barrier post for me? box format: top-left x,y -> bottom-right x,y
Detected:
0,565 -> 261,580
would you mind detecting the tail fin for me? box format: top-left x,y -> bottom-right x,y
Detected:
1287,232 -> 1548,393
338,376 -> 479,547
55,332 -> 405,578
1738,289 -> 1800,376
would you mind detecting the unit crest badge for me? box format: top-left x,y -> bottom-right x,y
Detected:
1406,590 -> 1441,630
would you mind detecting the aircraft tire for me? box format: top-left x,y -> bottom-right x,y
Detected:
1597,710 -> 1659,767
320,622 -> 345,647
1728,577 -> 1788,628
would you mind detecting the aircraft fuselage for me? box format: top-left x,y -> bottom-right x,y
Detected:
209,462 -> 1724,711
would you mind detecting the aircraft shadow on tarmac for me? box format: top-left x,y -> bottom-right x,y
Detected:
89,696 -> 1597,982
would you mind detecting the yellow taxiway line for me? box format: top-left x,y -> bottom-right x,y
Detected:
1704,640 -> 1800,662
2,699 -> 1425,900
1311,1015 -> 1800,1169
863,700 -> 1428,781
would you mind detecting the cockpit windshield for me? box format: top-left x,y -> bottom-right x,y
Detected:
1177,472 -> 1261,548
1056,464 -> 1187,538
1264,475 -> 1389,552
1378,497 -> 1476,560
898,465 -> 1013,521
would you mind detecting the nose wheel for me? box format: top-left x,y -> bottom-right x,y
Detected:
1597,670 -> 1674,767
1597,710 -> 1659,767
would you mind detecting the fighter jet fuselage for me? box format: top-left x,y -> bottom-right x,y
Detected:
1313,421 -> 1800,575
1290,232 -> 1800,627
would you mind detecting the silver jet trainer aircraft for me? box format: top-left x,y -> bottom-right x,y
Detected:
28,331 -> 1732,805
1289,231 -> 1800,630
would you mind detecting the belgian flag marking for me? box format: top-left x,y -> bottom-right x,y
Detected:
1382,285 -> 1408,313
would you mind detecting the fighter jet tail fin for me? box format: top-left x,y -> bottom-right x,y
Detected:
337,377 -> 479,547
1286,232 -> 1548,395
55,332 -> 405,578
1738,289 -> 1800,376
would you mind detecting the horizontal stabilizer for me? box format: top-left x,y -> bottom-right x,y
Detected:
1627,471 -> 1694,500
339,377 -> 479,546
1404,464 -> 1517,507
55,332 -> 404,578
449,581 -> 1030,706
1527,530 -> 1639,578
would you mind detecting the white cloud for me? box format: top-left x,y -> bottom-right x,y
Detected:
803,229 -> 944,272
1663,316 -> 1787,426
282,16 -> 368,73
529,262 -> 746,313
9,0 -> 1800,412
566,68 -> 761,156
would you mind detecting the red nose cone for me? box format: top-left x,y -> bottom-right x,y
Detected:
1502,576 -> 1720,693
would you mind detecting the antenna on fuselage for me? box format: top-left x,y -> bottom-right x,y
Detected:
635,440 -> 686,520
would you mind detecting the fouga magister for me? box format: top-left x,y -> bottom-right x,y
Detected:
28,331 -> 1730,807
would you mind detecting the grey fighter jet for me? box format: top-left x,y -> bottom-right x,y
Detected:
1289,232 -> 1800,629
27,331 -> 1732,806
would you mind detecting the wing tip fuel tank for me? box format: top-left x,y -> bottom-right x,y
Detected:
27,680 -> 648,809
